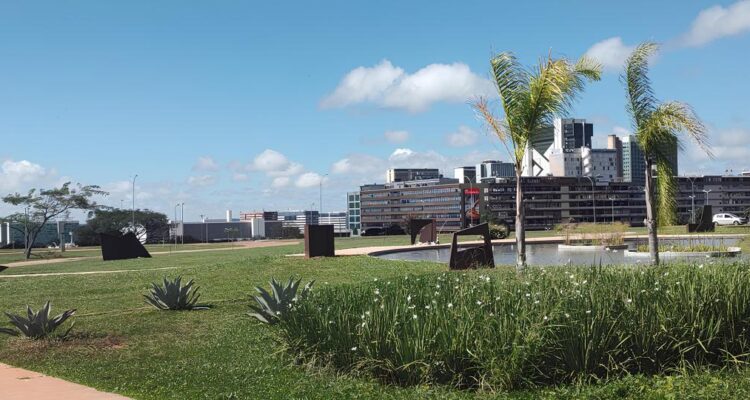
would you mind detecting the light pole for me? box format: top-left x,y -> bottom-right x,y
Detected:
702,189 -> 712,212
200,214 -> 205,243
180,202 -> 185,245
583,175 -> 602,223
174,203 -> 180,248
608,196 -> 615,223
132,174 -> 138,233
686,176 -> 698,223
319,174 -> 328,215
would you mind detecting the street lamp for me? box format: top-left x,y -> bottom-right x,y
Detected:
180,202 -> 185,245
319,174 -> 329,215
583,175 -> 603,223
608,196 -> 616,223
200,214 -> 205,243
464,175 -> 474,227
174,203 -> 180,247
702,189 -> 712,209
686,176 -> 698,223
132,174 -> 138,232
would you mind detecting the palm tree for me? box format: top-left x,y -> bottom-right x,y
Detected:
475,52 -> 601,270
623,42 -> 711,265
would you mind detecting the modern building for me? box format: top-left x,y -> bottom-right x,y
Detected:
454,166 -> 477,184
386,168 -> 441,183
319,212 -> 350,236
346,191 -> 361,235
675,175 -> 750,223
240,211 -> 278,221
475,177 -> 647,230
176,219 -> 265,242
622,135 -> 646,187
359,177 -> 462,234
1,220 -> 80,248
476,160 -> 515,181
607,135 -> 623,179
548,148 -> 619,182
522,118 -> 594,177
277,211 -> 319,234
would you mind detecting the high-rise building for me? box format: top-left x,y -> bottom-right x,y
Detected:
622,135 -> 646,187
386,168 -> 441,183
548,148 -> 619,182
476,160 -> 515,181
607,135 -> 623,179
454,166 -> 477,184
521,126 -> 555,176
319,212 -> 350,236
522,118 -> 594,177
554,118 -> 593,149
346,191 -> 361,235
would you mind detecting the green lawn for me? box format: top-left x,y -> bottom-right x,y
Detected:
2,240 -> 750,399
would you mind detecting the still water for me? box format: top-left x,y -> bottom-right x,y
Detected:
377,238 -> 743,266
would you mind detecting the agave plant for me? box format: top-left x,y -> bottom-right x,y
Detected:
0,301 -> 76,339
249,277 -> 314,324
144,276 -> 206,310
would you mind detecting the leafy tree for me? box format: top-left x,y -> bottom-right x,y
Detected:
76,208 -> 169,246
623,43 -> 711,265
474,52 -> 601,270
2,183 -> 106,259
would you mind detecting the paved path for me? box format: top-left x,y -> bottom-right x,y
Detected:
1,363 -> 130,399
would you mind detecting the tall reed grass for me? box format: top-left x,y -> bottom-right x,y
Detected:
277,262 -> 750,391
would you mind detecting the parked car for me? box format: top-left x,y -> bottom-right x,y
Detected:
712,213 -> 748,226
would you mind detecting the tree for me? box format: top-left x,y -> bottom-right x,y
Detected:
474,52 -> 601,270
76,208 -> 169,246
623,42 -> 711,265
2,183 -> 106,259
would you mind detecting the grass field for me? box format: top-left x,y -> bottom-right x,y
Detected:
3,237 -> 750,399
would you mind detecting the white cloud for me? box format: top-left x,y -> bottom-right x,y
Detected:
271,176 -> 291,188
187,175 -> 216,187
445,125 -> 479,147
681,0 -> 750,47
384,130 -> 409,143
682,126 -> 750,173
232,173 -> 249,182
584,37 -> 635,72
0,159 -> 55,191
321,59 -> 494,113
250,149 -> 303,177
192,156 -> 219,172
331,154 -> 384,175
295,172 -> 326,188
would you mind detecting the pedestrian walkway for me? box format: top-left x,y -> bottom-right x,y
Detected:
1,363 -> 130,399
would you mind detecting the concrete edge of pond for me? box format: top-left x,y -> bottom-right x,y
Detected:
623,246 -> 742,258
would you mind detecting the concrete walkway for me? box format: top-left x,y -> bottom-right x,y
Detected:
1,363 -> 130,399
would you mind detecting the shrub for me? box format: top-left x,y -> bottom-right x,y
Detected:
249,277 -> 314,324
0,301 -> 76,339
144,276 -> 206,310
275,263 -> 750,391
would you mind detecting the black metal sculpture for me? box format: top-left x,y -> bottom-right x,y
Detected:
100,232 -> 152,261
448,223 -> 495,270
409,219 -> 436,245
687,205 -> 715,233
304,224 -> 335,258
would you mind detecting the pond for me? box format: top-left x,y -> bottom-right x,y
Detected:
376,237 -> 744,266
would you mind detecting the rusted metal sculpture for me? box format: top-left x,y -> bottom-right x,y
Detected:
409,219 -> 436,245
304,224 -> 335,258
449,223 -> 495,270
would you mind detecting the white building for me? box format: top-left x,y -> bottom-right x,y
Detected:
549,147 -> 618,182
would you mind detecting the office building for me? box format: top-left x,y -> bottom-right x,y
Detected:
476,160 -> 515,181
278,211 -> 319,234
386,168 -> 441,183
360,177 -> 462,234
240,211 -> 278,221
454,166 -> 477,184
522,118 -> 594,177
1,220 -> 79,248
548,148 -> 619,182
675,175 -> 750,223
347,191 -> 361,235
607,135 -> 623,179
319,212 -> 350,236
622,135 -> 646,187
177,219 -> 265,242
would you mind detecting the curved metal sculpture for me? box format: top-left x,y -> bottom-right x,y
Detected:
409,219 -> 436,245
449,223 -> 495,270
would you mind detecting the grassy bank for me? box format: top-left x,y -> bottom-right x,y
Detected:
3,242 -> 750,398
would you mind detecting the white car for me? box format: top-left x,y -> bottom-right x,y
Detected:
712,213 -> 747,226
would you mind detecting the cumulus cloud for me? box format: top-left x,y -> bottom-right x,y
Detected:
250,149 -> 303,177
331,154 -> 385,175
681,0 -> 750,47
187,175 -> 216,187
0,159 -> 55,191
192,156 -> 219,172
584,37 -> 636,72
320,59 -> 494,113
295,172 -> 327,188
445,126 -> 479,147
384,130 -> 409,143
271,176 -> 291,188
682,126 -> 750,173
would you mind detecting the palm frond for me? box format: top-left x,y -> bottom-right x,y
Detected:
623,42 -> 658,127
655,158 -> 678,226
647,101 -> 713,158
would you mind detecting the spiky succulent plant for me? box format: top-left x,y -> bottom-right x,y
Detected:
0,301 -> 76,339
144,276 -> 207,310
249,277 -> 314,324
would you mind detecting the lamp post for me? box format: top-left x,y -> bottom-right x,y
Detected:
464,175 -> 474,227
200,214 -> 205,243
686,176 -> 698,223
174,203 -> 180,248
180,202 -> 185,245
132,174 -> 138,233
608,196 -> 615,223
319,174 -> 328,215
583,175 -> 602,223
702,189 -> 712,211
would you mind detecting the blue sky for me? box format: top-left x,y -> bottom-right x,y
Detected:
1,1 -> 749,220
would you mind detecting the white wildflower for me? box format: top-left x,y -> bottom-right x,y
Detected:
585,310 -> 592,314
351,346 -> 357,351
447,303 -> 454,308
412,314 -> 418,320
